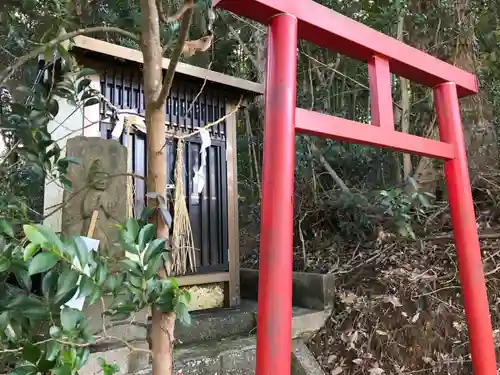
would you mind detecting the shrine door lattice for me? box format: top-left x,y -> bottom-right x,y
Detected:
98,64 -> 230,275
213,1 -> 497,375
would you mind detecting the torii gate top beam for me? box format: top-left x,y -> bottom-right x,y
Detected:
214,0 -> 477,98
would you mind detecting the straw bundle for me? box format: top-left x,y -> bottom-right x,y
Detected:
171,138 -> 196,274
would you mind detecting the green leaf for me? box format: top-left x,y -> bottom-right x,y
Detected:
73,236 -> 89,269
139,207 -> 155,222
23,243 -> 40,261
84,97 -> 100,107
178,290 -> 191,305
29,252 -> 59,275
77,79 -> 91,94
60,307 -> 83,331
0,311 -> 9,329
143,238 -> 166,266
57,268 -> 80,296
0,220 -> 14,237
9,365 -> 37,375
59,176 -> 72,189
120,239 -> 139,256
42,269 -> 59,300
138,224 -> 155,250
47,98 -> 59,117
126,219 -> 139,241
76,68 -> 97,79
105,275 -> 118,292
14,268 -> 32,291
159,207 -> 172,228
46,341 -> 60,361
78,275 -> 95,298
44,45 -> 55,63
23,224 -> 47,245
5,319 -> 22,341
54,286 -> 79,306
0,256 -> 11,273
88,287 -> 102,305
120,259 -> 143,276
96,263 -> 108,285
175,302 -> 191,326
37,358 -> 56,374
52,365 -> 71,375
145,253 -> 164,279
22,343 -> 41,364
34,224 -> 65,253
7,295 -> 47,319
76,347 -> 90,369
58,156 -> 80,165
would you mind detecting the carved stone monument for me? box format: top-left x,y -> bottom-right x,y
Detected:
62,137 -> 128,264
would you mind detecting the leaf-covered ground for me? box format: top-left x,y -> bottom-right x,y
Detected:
242,203 -> 500,374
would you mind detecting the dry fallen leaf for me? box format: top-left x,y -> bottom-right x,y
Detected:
368,367 -> 385,375
411,312 -> 420,323
331,366 -> 343,375
383,295 -> 403,308
422,357 -> 435,365
352,358 -> 363,365
340,292 -> 357,305
327,355 -> 337,364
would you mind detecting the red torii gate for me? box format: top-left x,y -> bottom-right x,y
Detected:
213,1 -> 497,374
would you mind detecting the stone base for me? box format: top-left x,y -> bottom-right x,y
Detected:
131,337 -> 325,375
240,268 -> 336,310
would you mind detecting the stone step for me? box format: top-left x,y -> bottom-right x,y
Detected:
80,301 -> 328,375
175,299 -> 328,346
132,337 -> 325,375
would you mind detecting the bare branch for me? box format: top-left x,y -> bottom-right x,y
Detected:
154,2 -> 194,108
307,138 -> 351,195
0,26 -> 140,86
157,0 -> 195,23
217,10 -> 260,71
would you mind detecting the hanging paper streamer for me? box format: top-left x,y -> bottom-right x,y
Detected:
192,128 -> 211,194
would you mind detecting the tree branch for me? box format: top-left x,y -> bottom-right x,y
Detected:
307,138 -> 351,195
154,2 -> 194,108
217,10 -> 260,71
0,26 -> 140,86
156,0 -> 195,23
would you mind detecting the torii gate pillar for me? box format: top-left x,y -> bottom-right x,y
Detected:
213,1 -> 498,374
257,13 -> 297,375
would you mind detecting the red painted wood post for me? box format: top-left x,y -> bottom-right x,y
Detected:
368,55 -> 394,130
434,82 -> 497,375
256,12 -> 298,375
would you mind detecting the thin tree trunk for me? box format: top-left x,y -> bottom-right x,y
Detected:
397,11 -> 411,182
139,0 -> 173,374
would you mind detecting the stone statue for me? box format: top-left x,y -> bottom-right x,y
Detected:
62,137 -> 128,265
81,159 -> 119,257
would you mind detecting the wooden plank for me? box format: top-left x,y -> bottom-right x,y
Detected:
214,0 -> 477,97
177,272 -> 230,286
72,36 -> 264,95
295,108 -> 455,160
225,102 -> 240,307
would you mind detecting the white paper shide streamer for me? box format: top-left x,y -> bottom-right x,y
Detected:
192,128 -> 211,195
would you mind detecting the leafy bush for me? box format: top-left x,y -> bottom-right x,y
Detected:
0,219 -> 189,375
0,60 -> 189,375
